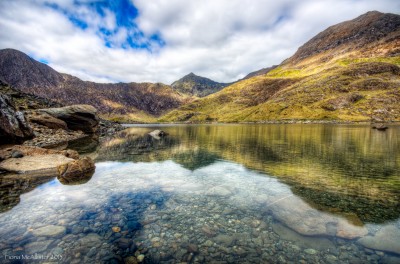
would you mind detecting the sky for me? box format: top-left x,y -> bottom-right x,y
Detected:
0,0 -> 399,84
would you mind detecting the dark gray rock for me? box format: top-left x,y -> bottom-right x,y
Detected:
0,94 -> 33,144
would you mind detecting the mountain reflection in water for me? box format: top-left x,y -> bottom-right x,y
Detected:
94,124 -> 400,225
0,124 -> 399,263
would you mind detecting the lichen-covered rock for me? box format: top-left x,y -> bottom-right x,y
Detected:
40,105 -> 99,134
57,157 -> 95,185
0,94 -> 33,144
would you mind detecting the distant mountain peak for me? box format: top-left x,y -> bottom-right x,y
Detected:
171,73 -> 229,97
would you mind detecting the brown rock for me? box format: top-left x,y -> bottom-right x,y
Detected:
25,111 -> 67,130
112,226 -> 121,233
57,157 -> 95,185
336,219 -> 368,239
188,244 -> 199,253
201,225 -> 216,237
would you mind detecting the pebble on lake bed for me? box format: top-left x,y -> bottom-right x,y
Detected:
112,226 -> 121,232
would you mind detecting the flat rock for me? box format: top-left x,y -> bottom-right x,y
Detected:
78,233 -> 102,248
358,225 -> 400,255
0,145 -> 79,160
207,186 -> 232,197
0,154 -> 74,173
24,240 -> 54,254
214,234 -> 235,246
31,225 -> 66,237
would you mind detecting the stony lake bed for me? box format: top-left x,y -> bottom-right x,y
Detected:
0,124 -> 399,263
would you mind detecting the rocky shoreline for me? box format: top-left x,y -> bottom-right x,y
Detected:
1,82 -> 123,185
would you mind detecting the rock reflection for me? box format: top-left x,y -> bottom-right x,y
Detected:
57,170 -> 94,185
0,172 -> 56,213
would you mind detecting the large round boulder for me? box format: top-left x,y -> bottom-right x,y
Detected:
57,157 -> 95,185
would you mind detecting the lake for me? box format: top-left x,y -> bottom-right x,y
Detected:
0,124 -> 399,263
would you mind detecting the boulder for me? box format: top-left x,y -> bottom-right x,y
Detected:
57,157 -> 95,185
40,104 -> 99,134
25,111 -> 68,130
0,94 -> 33,144
148,129 -> 168,139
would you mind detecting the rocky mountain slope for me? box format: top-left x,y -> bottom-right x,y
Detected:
240,66 -> 278,80
0,49 -> 188,122
161,11 -> 400,122
171,72 -> 229,97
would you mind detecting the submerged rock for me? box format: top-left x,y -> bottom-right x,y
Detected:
267,195 -> 368,239
207,186 -> 232,197
358,225 -> 400,255
24,240 -> 54,254
31,225 -> 66,238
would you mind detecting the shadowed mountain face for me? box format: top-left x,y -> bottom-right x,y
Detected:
171,72 -> 229,97
0,49 -> 187,121
161,11 -> 400,123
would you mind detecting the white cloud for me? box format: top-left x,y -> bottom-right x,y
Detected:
0,0 -> 399,84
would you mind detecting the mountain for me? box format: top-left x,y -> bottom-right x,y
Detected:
171,72 -> 229,97
0,49 -> 188,122
160,11 -> 400,123
240,66 -> 278,80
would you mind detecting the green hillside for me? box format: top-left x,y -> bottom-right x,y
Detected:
160,11 -> 400,123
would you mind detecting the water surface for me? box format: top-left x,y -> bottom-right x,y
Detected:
0,124 -> 399,263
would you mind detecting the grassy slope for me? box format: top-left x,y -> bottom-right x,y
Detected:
160,56 -> 400,122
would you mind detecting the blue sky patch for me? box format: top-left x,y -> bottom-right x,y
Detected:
46,0 -> 163,51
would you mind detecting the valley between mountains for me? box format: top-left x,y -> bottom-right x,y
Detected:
0,11 -> 399,123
